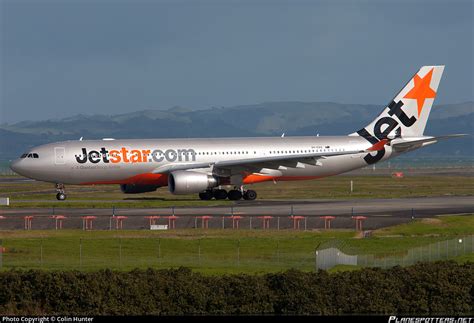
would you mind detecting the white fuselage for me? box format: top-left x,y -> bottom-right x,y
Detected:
10,136 -> 394,186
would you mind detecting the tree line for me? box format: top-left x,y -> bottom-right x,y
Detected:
0,261 -> 472,315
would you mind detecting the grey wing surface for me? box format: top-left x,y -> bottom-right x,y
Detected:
152,148 -> 369,175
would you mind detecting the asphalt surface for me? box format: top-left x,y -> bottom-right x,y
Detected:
0,177 -> 34,183
0,196 -> 472,231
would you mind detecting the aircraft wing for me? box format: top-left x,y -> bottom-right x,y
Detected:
152,141 -> 386,175
390,134 -> 468,152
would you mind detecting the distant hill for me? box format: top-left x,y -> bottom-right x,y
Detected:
1,101 -> 472,161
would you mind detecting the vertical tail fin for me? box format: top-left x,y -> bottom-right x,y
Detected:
351,66 -> 445,139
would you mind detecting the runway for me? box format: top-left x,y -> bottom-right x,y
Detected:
0,177 -> 34,183
0,196 -> 472,231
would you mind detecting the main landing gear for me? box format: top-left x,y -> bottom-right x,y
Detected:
55,183 -> 67,201
199,188 -> 257,201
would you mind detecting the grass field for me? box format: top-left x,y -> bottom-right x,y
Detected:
1,174 -> 473,208
0,214 -> 472,274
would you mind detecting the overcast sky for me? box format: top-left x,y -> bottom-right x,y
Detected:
1,0 -> 472,123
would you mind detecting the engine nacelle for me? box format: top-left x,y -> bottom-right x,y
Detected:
168,171 -> 218,195
120,184 -> 160,194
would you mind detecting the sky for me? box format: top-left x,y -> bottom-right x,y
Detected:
1,0 -> 472,123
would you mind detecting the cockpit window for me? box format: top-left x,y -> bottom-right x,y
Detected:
21,153 -> 39,159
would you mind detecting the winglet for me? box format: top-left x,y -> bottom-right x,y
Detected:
367,139 -> 389,152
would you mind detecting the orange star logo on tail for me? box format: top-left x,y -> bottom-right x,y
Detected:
403,68 -> 437,117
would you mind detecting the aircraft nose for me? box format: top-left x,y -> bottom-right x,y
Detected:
10,159 -> 24,175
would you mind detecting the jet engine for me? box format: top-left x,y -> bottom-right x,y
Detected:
168,171 -> 218,194
120,184 -> 160,194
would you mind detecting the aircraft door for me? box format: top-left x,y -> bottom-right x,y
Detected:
54,147 -> 66,165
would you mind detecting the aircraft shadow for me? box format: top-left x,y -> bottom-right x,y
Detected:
123,197 -> 199,202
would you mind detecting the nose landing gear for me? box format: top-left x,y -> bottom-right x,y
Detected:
55,183 -> 67,201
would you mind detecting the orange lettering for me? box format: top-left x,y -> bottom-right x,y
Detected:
130,150 -> 142,163
109,150 -> 121,163
142,150 -> 151,162
121,147 -> 130,163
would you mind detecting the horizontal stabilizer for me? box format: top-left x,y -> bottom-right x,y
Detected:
390,134 -> 468,152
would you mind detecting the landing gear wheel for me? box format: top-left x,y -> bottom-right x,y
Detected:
213,189 -> 228,200
243,190 -> 257,201
228,189 -> 243,201
199,190 -> 213,200
55,183 -> 67,201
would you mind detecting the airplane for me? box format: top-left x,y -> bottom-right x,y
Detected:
10,66 -> 466,201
